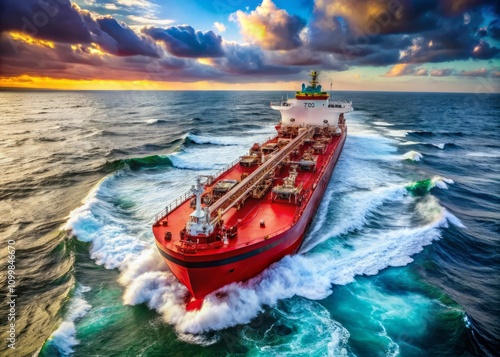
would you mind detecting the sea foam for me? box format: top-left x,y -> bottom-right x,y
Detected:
402,150 -> 423,161
46,285 -> 91,356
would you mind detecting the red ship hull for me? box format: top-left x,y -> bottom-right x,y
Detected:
154,129 -> 347,300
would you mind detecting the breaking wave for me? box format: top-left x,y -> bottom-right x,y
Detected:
187,133 -> 241,146
43,285 -> 91,356
402,150 -> 423,161
405,176 -> 454,196
122,155 -> 173,171
431,142 -> 461,149
372,121 -> 394,126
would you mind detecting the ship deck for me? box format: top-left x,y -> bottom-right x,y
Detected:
153,128 -> 344,257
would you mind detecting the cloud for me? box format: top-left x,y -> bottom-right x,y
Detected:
458,68 -> 490,77
383,63 -> 417,77
114,0 -> 158,11
230,0 -> 306,50
438,0 -> 495,15
0,31 -> 218,83
143,25 -> 224,58
487,19 -> 500,40
309,0 -> 500,66
0,32 -> 92,78
96,16 -> 159,57
0,0 -> 161,58
265,47 -> 348,70
104,3 -> 118,11
382,63 -> 429,77
414,67 -> 428,76
0,0 -> 94,44
430,68 -> 455,77
213,42 -> 300,76
127,15 -> 175,27
213,22 -> 226,33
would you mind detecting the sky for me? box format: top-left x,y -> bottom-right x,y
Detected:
0,0 -> 499,92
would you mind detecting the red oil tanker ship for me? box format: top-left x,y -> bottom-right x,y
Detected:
153,72 -> 353,307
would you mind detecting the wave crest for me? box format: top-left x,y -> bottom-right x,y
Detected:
402,150 -> 423,161
187,133 -> 241,146
405,176 -> 454,195
44,285 -> 91,356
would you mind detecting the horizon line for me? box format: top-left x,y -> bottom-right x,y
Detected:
1,87 -> 498,94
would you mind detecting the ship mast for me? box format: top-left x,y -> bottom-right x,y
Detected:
186,177 -> 214,237
309,71 -> 319,88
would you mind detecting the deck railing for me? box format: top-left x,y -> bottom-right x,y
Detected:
271,99 -> 352,109
328,100 -> 352,108
153,190 -> 193,225
211,158 -> 240,181
270,101 -> 292,106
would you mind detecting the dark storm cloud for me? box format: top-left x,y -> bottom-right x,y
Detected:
143,25 -> 224,58
57,43 -> 106,66
216,43 -> 300,76
0,0 -> 160,58
0,0 -> 93,43
96,16 -> 159,57
265,47 -> 349,71
487,19 -> 500,40
309,0 -> 500,66
0,33 -> 69,77
438,0 -> 496,15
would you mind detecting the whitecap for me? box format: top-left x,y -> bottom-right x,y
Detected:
402,150 -> 423,161
46,285 -> 92,356
372,121 -> 394,126
431,176 -> 454,189
466,151 -> 500,158
432,143 -> 446,149
188,133 -> 240,146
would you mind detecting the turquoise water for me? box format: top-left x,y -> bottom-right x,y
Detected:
0,91 -> 498,356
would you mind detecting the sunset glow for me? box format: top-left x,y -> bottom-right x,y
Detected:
0,0 -> 499,92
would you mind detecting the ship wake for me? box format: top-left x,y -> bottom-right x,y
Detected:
60,117 -> 463,348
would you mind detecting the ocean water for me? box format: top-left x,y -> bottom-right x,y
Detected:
0,90 -> 498,357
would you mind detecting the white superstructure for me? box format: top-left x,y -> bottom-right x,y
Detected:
270,71 -> 353,128
271,98 -> 352,127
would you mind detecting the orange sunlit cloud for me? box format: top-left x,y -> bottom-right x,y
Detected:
8,32 -> 55,49
383,64 -> 413,77
70,43 -> 107,56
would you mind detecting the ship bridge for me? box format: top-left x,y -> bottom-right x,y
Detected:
270,71 -> 353,128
